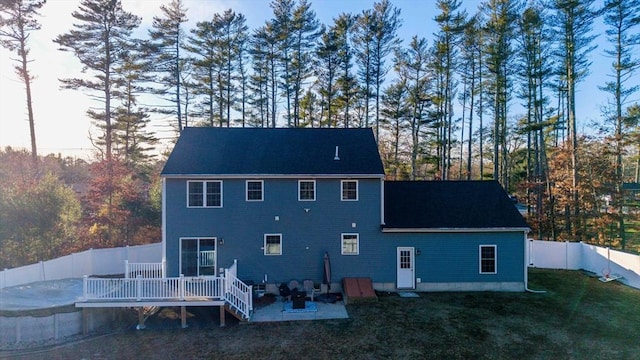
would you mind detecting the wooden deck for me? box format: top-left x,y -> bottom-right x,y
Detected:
75,261 -> 253,329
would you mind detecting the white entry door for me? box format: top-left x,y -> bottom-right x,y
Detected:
397,247 -> 415,289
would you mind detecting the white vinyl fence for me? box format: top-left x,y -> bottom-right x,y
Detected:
3,240 -> 640,291
0,243 -> 162,289
528,240 -> 640,289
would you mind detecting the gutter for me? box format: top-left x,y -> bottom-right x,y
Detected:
381,227 -> 531,233
160,173 -> 386,179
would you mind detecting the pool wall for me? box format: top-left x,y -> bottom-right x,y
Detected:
0,307 -> 123,347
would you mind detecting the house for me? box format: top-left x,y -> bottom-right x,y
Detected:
160,127 -> 530,294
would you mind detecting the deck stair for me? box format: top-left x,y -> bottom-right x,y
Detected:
224,304 -> 249,321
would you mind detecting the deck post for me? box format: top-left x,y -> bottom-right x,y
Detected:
181,306 -> 188,328
136,307 -> 146,330
82,308 -> 89,335
179,274 -> 185,300
136,275 -> 142,301
82,275 -> 88,301
219,305 -> 226,327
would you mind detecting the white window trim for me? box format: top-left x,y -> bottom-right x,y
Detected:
298,180 -> 316,201
479,245 -> 497,274
264,234 -> 282,256
341,180 -> 359,201
179,237 -> 217,277
187,180 -> 223,208
246,180 -> 264,202
341,233 -> 359,255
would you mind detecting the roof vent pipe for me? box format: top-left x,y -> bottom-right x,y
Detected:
334,146 -> 340,161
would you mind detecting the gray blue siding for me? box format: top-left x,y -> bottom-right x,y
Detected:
165,177 -> 383,284
164,177 -> 526,288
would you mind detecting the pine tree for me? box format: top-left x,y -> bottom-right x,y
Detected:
549,0 -> 598,240
334,13 -> 358,128
395,36 -> 432,180
459,15 -> 482,180
147,0 -> 188,133
271,0 -> 295,127
315,25 -> 340,127
371,0 -> 402,141
234,14 -> 250,127
251,22 -> 279,127
380,78 -> 409,179
289,0 -> 320,127
516,3 -> 554,239
481,0 -> 520,189
353,9 -> 376,131
112,47 -> 157,165
0,0 -> 45,167
433,0 -> 466,180
53,0 -> 141,162
186,18 -> 219,126
601,0 -> 640,248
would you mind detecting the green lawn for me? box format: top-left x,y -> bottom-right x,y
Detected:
6,268 -> 640,359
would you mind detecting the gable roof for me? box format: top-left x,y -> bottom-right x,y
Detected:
161,127 -> 385,177
383,181 -> 529,231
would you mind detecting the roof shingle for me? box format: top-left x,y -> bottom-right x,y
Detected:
384,181 -> 529,229
161,127 -> 385,176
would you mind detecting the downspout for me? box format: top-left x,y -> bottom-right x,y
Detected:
162,177 -> 167,277
524,231 -> 546,293
380,178 -> 385,226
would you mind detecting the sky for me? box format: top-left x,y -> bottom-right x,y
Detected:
0,0 -> 627,160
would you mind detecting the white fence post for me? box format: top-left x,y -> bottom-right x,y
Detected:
125,260 -> 130,279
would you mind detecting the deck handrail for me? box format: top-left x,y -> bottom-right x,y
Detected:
81,275 -> 224,301
81,260 -> 252,320
125,260 -> 166,279
224,266 -> 252,319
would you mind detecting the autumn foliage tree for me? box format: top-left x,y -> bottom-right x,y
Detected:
80,159 -> 160,249
0,148 -> 81,268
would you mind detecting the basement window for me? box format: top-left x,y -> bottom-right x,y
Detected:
341,233 -> 359,255
264,234 -> 282,256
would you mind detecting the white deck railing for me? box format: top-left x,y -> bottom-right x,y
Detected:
82,275 -> 224,301
81,260 -> 252,320
200,251 -> 215,267
125,260 -> 165,279
224,264 -> 252,319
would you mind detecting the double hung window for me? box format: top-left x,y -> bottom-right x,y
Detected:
298,180 -> 316,201
341,180 -> 358,201
246,180 -> 264,201
479,245 -> 497,274
188,181 -> 222,207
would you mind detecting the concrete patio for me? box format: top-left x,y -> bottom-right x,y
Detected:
250,299 -> 349,322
